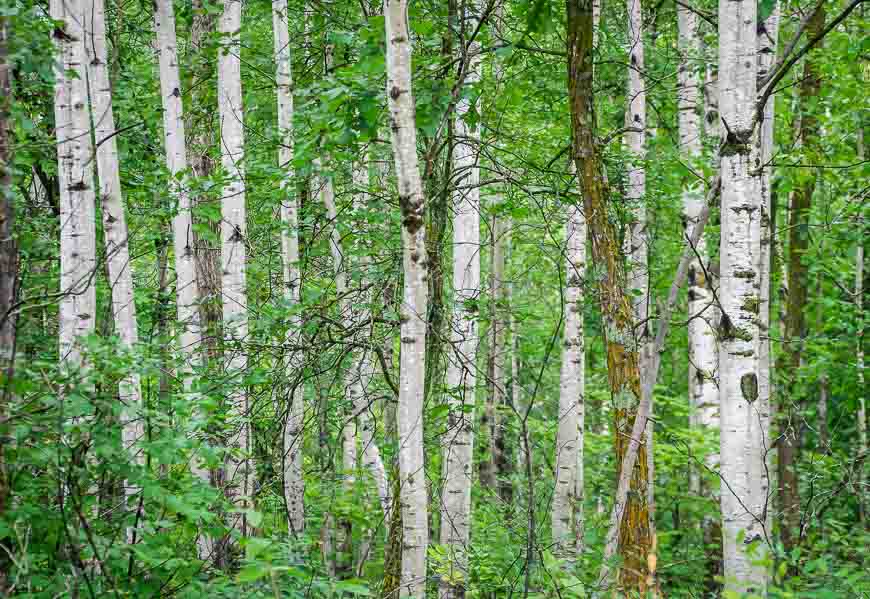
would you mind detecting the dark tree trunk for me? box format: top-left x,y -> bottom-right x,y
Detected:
776,3 -> 826,556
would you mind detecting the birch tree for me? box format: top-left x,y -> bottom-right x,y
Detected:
566,0 -> 653,590
83,0 -> 144,518
272,0 -> 304,535
755,3 -> 779,545
678,0 -> 718,499
486,4 -> 511,503
384,0 -> 429,594
717,0 -> 768,590
218,0 -> 251,537
624,0 -> 648,344
154,0 -> 211,559
623,0 -> 655,548
155,0 -> 202,389
439,0 -> 481,594
552,193 -> 585,558
53,0 -> 96,382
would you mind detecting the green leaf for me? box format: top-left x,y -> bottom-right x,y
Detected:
236,564 -> 268,583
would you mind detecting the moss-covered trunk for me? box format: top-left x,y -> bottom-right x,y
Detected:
566,0 -> 652,591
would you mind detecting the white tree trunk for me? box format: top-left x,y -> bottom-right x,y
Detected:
154,0 -> 211,559
155,0 -> 202,388
678,0 -> 719,498
717,0 -> 768,591
53,0 -> 96,374
553,195 -> 585,558
756,4 -> 780,538
439,0 -> 481,587
624,0 -> 655,546
385,1 -> 429,594
624,0 -> 648,338
218,0 -> 251,537
272,0 -> 305,535
84,0 -> 145,528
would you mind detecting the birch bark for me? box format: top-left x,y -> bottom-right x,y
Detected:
53,0 -> 97,374
678,0 -> 719,498
440,1 -> 481,593
84,0 -> 145,514
553,194 -> 585,558
154,0 -> 212,559
155,0 -> 202,389
217,0 -> 251,537
439,3 -> 481,592
624,0 -> 648,342
316,108 -> 357,572
624,0 -> 656,551
272,0 -> 304,535
756,3 -> 780,545
384,1 -> 429,594
322,161 -> 390,563
717,0 -> 768,590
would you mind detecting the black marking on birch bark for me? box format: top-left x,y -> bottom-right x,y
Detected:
399,195 -> 423,235
720,124 -> 753,156
229,225 -> 243,242
53,27 -> 73,41
741,373 -> 758,403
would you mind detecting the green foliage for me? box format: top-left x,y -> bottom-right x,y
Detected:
1,0 -> 867,597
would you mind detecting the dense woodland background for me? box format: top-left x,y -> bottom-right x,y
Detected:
0,0 -> 867,596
